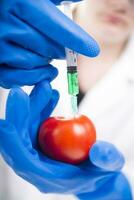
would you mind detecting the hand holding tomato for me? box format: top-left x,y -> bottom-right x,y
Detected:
0,82 -> 129,199
39,115 -> 96,164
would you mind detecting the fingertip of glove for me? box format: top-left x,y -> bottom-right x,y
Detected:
48,65 -> 58,80
49,89 -> 60,110
73,33 -> 100,57
89,141 -> 125,171
52,89 -> 60,100
88,41 -> 100,57
9,87 -> 25,98
83,37 -> 100,57
6,87 -> 29,112
36,80 -> 52,91
31,80 -> 52,101
52,67 -> 58,78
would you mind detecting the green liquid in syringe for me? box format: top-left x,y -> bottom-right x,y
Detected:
67,72 -> 79,95
67,69 -> 79,115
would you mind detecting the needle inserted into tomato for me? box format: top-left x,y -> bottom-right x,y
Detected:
38,2 -> 96,165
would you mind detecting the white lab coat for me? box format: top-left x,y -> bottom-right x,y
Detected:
0,34 -> 134,199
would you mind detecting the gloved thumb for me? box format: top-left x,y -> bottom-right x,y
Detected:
89,141 -> 125,171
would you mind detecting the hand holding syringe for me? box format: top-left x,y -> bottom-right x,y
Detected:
61,1 -> 79,115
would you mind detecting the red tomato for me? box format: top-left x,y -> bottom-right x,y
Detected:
38,115 -> 96,164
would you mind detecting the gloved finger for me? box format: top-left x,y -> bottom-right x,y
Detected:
6,87 -> 30,135
0,41 -> 50,69
40,89 -> 60,123
30,81 -> 53,123
9,0 -> 100,57
0,65 -> 58,89
89,141 -> 125,171
1,19 -> 65,59
5,88 -> 33,148
30,89 -> 59,147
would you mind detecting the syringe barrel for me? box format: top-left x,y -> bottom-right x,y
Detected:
61,1 -> 79,115
65,48 -> 79,96
67,69 -> 79,95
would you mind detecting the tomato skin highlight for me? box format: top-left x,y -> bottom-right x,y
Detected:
39,115 -> 96,164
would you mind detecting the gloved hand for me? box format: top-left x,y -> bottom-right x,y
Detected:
0,0 -> 100,88
0,82 -> 132,200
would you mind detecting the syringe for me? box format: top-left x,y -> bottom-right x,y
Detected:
61,1 -> 79,116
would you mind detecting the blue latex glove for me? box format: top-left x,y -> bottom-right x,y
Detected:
0,83 -> 132,200
0,0 -> 100,88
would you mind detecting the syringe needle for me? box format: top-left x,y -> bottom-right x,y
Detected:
61,1 -> 79,116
